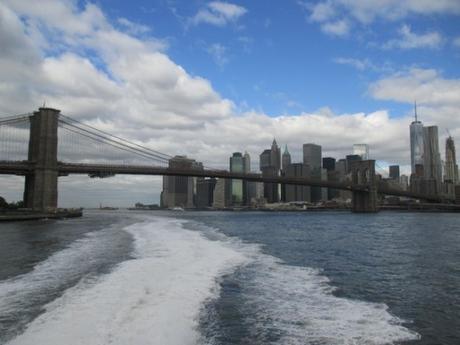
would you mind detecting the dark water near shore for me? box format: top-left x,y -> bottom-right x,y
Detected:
0,211 -> 459,344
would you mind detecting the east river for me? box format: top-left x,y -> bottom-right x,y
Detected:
0,211 -> 459,344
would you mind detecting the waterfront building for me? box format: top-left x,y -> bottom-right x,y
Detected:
259,140 -> 281,203
303,143 -> 323,201
423,126 -> 442,192
389,165 -> 400,179
353,144 -> 369,160
399,175 -> 409,191
285,163 -> 311,202
243,151 -> 254,204
346,154 -> 361,173
445,136 -> 459,184
270,139 -> 281,171
161,155 -> 203,208
196,178 -> 217,208
336,159 -> 347,178
303,143 -> 321,169
212,178 -> 232,208
230,152 -> 245,205
260,149 -> 272,170
322,157 -> 336,172
410,102 -> 424,174
282,145 -> 291,172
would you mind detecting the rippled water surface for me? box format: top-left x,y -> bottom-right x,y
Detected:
0,210 -> 458,344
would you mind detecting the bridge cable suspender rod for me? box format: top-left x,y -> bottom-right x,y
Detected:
58,121 -> 170,164
59,114 -> 172,161
59,115 -> 225,171
59,124 -> 169,164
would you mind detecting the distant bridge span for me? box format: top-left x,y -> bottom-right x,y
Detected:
0,108 -> 455,212
0,160 -> 448,204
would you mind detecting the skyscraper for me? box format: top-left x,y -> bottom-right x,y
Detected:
322,157 -> 336,171
423,126 -> 442,182
282,145 -> 291,171
303,143 -> 323,202
243,151 -> 251,173
389,165 -> 400,179
270,139 -> 281,171
260,139 -> 281,203
161,156 -> 203,208
303,143 -> 321,169
353,144 -> 369,160
445,136 -> 459,184
284,163 -> 311,202
230,152 -> 244,205
410,102 -> 424,175
260,149 -> 271,170
243,151 -> 255,204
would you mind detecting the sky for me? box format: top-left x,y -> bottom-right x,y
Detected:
0,0 -> 460,207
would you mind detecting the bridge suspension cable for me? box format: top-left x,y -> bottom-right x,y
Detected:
59,114 -> 172,161
0,113 -> 32,127
58,118 -> 170,165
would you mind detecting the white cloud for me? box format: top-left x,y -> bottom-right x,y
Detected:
1,1 -> 459,207
368,68 -> 460,159
384,25 -> 443,49
334,57 -> 374,71
303,0 -> 460,37
117,17 -> 150,35
321,19 -> 350,36
190,1 -> 247,27
369,68 -> 460,107
309,1 -> 336,22
207,43 -> 229,66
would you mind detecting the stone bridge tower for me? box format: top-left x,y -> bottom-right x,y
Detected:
23,108 -> 60,212
350,160 -> 378,213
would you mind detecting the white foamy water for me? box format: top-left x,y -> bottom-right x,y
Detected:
5,216 -> 420,345
0,230 -> 117,317
195,223 -> 421,345
6,217 -> 247,345
239,256 -> 420,344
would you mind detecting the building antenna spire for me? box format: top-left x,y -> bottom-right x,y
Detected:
414,100 -> 418,122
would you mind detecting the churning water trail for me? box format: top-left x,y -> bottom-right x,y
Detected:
194,221 -> 420,345
2,215 -> 421,345
4,217 -> 247,345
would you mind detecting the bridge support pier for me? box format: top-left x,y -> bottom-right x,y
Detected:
23,108 -> 60,212
351,160 -> 378,213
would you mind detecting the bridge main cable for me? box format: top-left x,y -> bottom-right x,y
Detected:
59,114 -> 172,161
58,122 -> 170,164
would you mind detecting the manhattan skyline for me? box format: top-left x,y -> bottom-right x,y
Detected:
0,0 -> 459,207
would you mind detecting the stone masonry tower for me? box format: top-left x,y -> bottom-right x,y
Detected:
23,108 -> 60,211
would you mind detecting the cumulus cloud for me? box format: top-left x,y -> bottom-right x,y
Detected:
369,68 -> 460,146
320,19 -> 350,36
303,0 -> 460,37
117,17 -> 150,35
384,24 -> 443,50
0,0 -> 459,206
190,1 -> 247,27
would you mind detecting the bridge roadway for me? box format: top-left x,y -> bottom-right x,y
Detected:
0,160 -> 450,203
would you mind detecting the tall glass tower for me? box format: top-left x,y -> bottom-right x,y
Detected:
230,152 -> 244,205
410,102 -> 424,175
445,136 -> 459,184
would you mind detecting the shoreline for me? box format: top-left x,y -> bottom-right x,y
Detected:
0,209 -> 83,222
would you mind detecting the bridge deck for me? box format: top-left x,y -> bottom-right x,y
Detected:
0,161 -> 452,203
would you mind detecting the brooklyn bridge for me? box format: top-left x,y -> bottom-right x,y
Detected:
0,108 -> 455,213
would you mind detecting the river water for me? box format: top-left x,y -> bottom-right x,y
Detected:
0,210 -> 458,344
